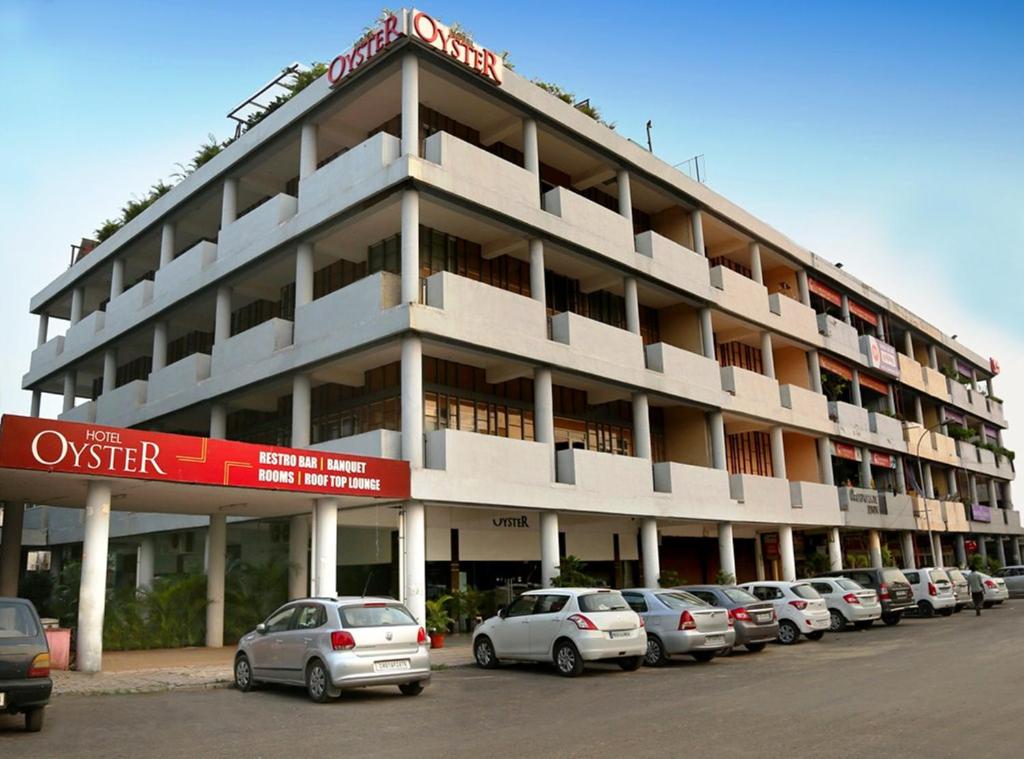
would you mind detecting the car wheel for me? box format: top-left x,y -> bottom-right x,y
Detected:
939,608 -> 954,617
474,636 -> 500,669
234,654 -> 255,692
691,651 -> 715,663
644,636 -> 668,667
829,609 -> 847,632
882,612 -> 901,626
744,642 -> 767,653
917,601 -> 934,618
777,620 -> 799,645
618,656 -> 642,671
853,620 -> 873,630
306,659 -> 333,703
553,640 -> 584,678
398,681 -> 424,696
24,707 -> 44,733
806,631 -> 825,641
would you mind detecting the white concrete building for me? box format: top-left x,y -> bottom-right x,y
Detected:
6,9 -> 1020,644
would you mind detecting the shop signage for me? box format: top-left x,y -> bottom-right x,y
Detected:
841,487 -> 881,514
327,9 -> 503,89
990,357 -> 1000,375
870,452 -> 895,469
491,515 -> 530,528
848,300 -> 878,326
965,539 -> 978,553
862,335 -> 900,378
807,277 -> 842,307
0,415 -> 410,499
858,372 -> 889,395
819,354 -> 853,381
832,442 -> 861,461
762,533 -> 779,559
971,504 -> 992,523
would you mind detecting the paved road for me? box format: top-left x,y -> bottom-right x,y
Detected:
2,604 -> 1021,758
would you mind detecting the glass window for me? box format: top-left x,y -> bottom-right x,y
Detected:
723,588 -> 759,604
688,590 -> 717,605
506,595 -> 538,617
836,579 -> 861,591
656,592 -> 709,609
295,605 -> 326,630
929,569 -> 951,585
339,603 -> 417,628
810,582 -> 834,595
578,592 -> 630,612
534,595 -> 570,614
621,593 -> 648,613
881,568 -> 909,585
0,602 -> 38,638
264,606 -> 297,633
791,584 -> 821,600
904,571 -> 920,584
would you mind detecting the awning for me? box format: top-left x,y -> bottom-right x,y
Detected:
832,441 -> 861,461
808,277 -> 842,307
820,354 -> 853,381
859,373 -> 889,395
848,300 -> 878,326
870,451 -> 895,469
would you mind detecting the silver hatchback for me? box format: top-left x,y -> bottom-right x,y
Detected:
235,597 -> 431,702
621,588 -> 734,665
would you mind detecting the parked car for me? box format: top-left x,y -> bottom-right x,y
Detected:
738,581 -> 830,644
235,597 -> 430,702
963,570 -> 1010,607
807,577 -> 882,631
903,568 -> 956,617
0,597 -> 52,731
944,568 -> 971,612
473,588 -> 645,677
620,588 -> 734,665
681,584 -> 779,653
816,567 -> 915,625
993,566 -> 1024,598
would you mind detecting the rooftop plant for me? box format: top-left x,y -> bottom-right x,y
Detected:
532,79 -> 614,128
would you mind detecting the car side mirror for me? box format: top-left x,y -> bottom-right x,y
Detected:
497,606 -> 508,619
256,623 -> 267,634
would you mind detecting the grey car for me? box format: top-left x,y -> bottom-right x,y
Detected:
993,566 -> 1024,598
621,588 -> 733,665
235,597 -> 430,702
679,585 -> 780,653
945,568 -> 971,612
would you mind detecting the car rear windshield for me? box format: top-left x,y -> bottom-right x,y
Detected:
656,592 -> 708,609
929,569 -> 951,584
836,579 -> 861,591
723,588 -> 759,604
882,568 -> 909,585
791,584 -> 821,600
338,603 -> 417,628
578,592 -> 630,612
947,569 -> 965,582
0,602 -> 39,638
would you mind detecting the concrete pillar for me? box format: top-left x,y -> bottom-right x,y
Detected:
616,169 -> 632,222
995,537 -> 1006,567
902,532 -> 917,570
828,527 -> 843,571
110,258 -> 125,301
969,474 -> 979,505
631,393 -> 652,460
850,369 -> 863,407
895,456 -> 907,494
970,368 -> 979,393
295,242 -> 314,309
30,391 -> 41,419
523,118 -> 539,177
209,404 -> 227,440
534,367 -> 555,479
400,189 -> 420,304
760,332 -> 775,379
1004,482 -> 1013,509
401,54 -> 419,157
978,536 -> 988,562
840,294 -> 851,325
859,448 -> 873,489
77,481 -> 112,673
404,501 -> 426,626
0,502 -> 25,596
699,307 -> 715,359
62,371 -> 77,412
817,437 -> 835,485
796,270 -> 811,307
709,411 -> 727,470
221,177 -> 238,229
749,242 -> 763,285
903,331 -> 914,358
1011,538 -> 1021,565
986,377 -> 995,397
886,385 -> 897,415
36,313 -> 49,347
955,534 -> 967,567
291,373 -> 311,448
205,514 -> 226,648
933,533 -> 944,568
300,122 -> 318,180
913,396 -> 924,426
868,529 -> 883,568
770,426 -> 787,479
690,209 -> 705,256
718,522 -> 736,582
214,285 -> 232,345
923,465 -> 935,499
401,334 -> 423,468
988,479 -> 999,508
927,345 -> 938,371
623,276 -> 640,335
808,350 -> 823,394
640,517 -> 660,587
288,515 -> 310,599
313,498 -> 338,597
779,526 -> 796,582
70,286 -> 84,325
102,348 -> 117,395
136,537 -> 155,590
540,511 -> 560,588
159,221 -> 176,268
754,533 -> 766,581
151,322 -> 168,373
529,238 -> 546,305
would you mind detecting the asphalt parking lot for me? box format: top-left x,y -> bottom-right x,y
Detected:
2,604 -> 1020,758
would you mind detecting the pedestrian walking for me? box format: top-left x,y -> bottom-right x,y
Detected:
968,570 -> 985,616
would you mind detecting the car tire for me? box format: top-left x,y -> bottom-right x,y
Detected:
234,654 -> 256,692
777,620 -> 799,645
853,620 -> 873,630
691,651 -> 715,663
553,640 -> 584,678
398,681 -> 424,696
806,631 -> 825,641
882,612 -> 901,626
474,636 -> 500,669
644,636 -> 668,667
918,601 -> 934,618
829,609 -> 847,632
939,608 -> 954,617
306,659 -> 333,703
744,642 -> 767,653
24,707 -> 44,733
618,656 -> 642,671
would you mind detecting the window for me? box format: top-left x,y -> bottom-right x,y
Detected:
0,602 -> 38,638
791,584 -> 821,600
810,582 -> 834,596
722,588 -> 759,605
339,603 -> 417,628
295,605 -> 326,630
750,586 -> 781,601
534,595 -> 570,614
688,590 -> 718,605
849,572 -> 873,587
506,595 -> 538,617
578,592 -> 630,612
656,592 -> 709,609
904,571 -> 920,584
264,606 -> 297,633
622,593 -> 648,613
836,579 -> 861,591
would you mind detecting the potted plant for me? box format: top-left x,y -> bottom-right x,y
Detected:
425,595 -> 453,649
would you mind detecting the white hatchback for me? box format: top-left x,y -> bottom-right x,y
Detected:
472,588 -> 646,677
739,581 -> 831,644
807,577 -> 882,632
903,568 -> 956,617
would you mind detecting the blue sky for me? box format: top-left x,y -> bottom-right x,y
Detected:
2,1 -> 1022,448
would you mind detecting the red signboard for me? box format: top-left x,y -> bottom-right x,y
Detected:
848,300 -> 878,326
832,442 -> 860,461
870,452 -> 895,469
858,372 -> 889,395
0,415 -> 410,500
990,357 -> 1000,375
807,277 -> 842,307
819,354 -> 853,381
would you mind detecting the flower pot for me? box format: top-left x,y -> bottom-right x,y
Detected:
429,632 -> 446,649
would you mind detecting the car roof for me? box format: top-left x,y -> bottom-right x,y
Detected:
743,580 -> 803,587
523,587 -> 617,595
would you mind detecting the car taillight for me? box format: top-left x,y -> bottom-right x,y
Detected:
639,617 -> 645,628
331,630 -> 356,650
678,610 -> 697,630
879,583 -> 891,601
567,613 -> 598,631
416,626 -> 427,644
771,609 -> 777,621
28,652 -> 50,678
730,607 -> 752,622
788,600 -> 808,611
927,583 -> 937,596
985,580 -> 997,590
842,593 -> 860,605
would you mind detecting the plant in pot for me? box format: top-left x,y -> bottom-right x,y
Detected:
425,595 -> 453,649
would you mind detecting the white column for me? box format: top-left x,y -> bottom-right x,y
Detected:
136,537 -> 155,590
808,350 -> 823,394
690,209 -> 705,256
640,517 -> 659,588
859,448 -> 873,489
913,396 -> 924,425
288,515 -> 310,599
828,527 -> 843,571
955,534 -> 967,567
923,464 -> 935,499
903,331 -> 914,358
632,393 -> 651,460
995,536 -> 1006,567
1011,538 -> 1021,565
313,498 -> 338,597
404,501 -> 426,626
523,118 -> 539,176
818,437 -> 835,485
400,189 -> 420,304
210,403 -> 227,440
110,258 -> 125,301
927,345 -> 938,370
886,385 -> 897,415
969,474 -> 979,504
70,286 -> 84,325
36,313 -> 50,347
718,522 -> 736,582
295,242 -> 314,308
151,322 -> 168,373
895,457 -> 907,494
933,533 -> 945,568
291,373 -> 311,448
699,307 -> 715,359
987,479 -> 999,508
300,122 -> 318,180
770,426 -> 787,479
540,511 -> 560,588
401,54 -> 420,157
214,285 -> 232,344
840,294 -> 851,325
749,242 -> 763,285
868,529 -> 883,568
529,238 -> 546,305
401,334 -> 423,468
62,371 -> 77,412
902,532 -> 917,570
30,391 -> 41,418
102,348 -> 117,395
779,525 -> 796,582
205,513 -> 226,648
77,480 -> 112,673
0,502 -> 26,596
623,276 -> 640,335
760,332 -> 776,379
796,270 -> 811,307
221,177 -> 238,229
159,221 -> 176,268
986,377 -> 995,397
754,534 -> 766,581
850,369 -> 863,407
978,536 -> 988,561
709,411 -> 727,470
617,169 -> 632,222
534,367 -> 555,480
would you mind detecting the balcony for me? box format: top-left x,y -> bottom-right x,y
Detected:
965,388 -> 991,420
634,231 -> 712,299
942,500 -> 969,532
556,448 -> 653,501
300,132 -> 401,215
293,272 -> 401,349
728,474 -> 792,520
312,429 -> 402,460
218,193 -> 297,260
789,481 -> 843,525
59,400 -> 96,424
29,335 -> 64,376
830,400 -> 869,440
105,280 -> 153,334
904,423 -> 957,465
542,187 -> 635,265
710,266 -> 771,326
897,354 -> 927,393
211,318 -> 294,376
64,310 -> 105,354
921,365 -> 950,402
839,487 -> 915,530
426,429 -> 549,483
423,131 -> 538,211
947,378 -> 970,409
652,462 -> 734,517
549,312 -> 646,372
768,293 -> 819,344
147,353 -> 211,405
780,384 -> 829,429
868,411 -> 905,450
153,241 -> 217,303
645,343 -> 724,406
96,379 -> 147,423
911,496 -> 945,532
817,314 -> 862,363
720,365 -> 782,418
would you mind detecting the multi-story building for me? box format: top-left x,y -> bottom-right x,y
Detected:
10,9 -> 1019,632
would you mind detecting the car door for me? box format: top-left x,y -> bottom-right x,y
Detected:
491,595 -> 537,659
1001,568 -> 1024,597
276,604 -> 326,683
528,594 -> 570,658
250,605 -> 298,679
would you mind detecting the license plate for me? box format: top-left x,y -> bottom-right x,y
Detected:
755,614 -> 770,623
374,659 -> 411,672
705,635 -> 724,646
609,630 -> 632,639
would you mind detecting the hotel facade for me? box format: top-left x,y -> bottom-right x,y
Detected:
8,10 -> 1019,635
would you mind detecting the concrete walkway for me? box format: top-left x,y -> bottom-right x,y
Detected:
53,636 -> 475,696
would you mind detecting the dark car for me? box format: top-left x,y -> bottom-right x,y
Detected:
814,568 -> 915,625
679,585 -> 779,653
0,598 -> 52,732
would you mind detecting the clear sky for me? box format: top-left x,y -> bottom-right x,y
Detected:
1,1 -> 1022,451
